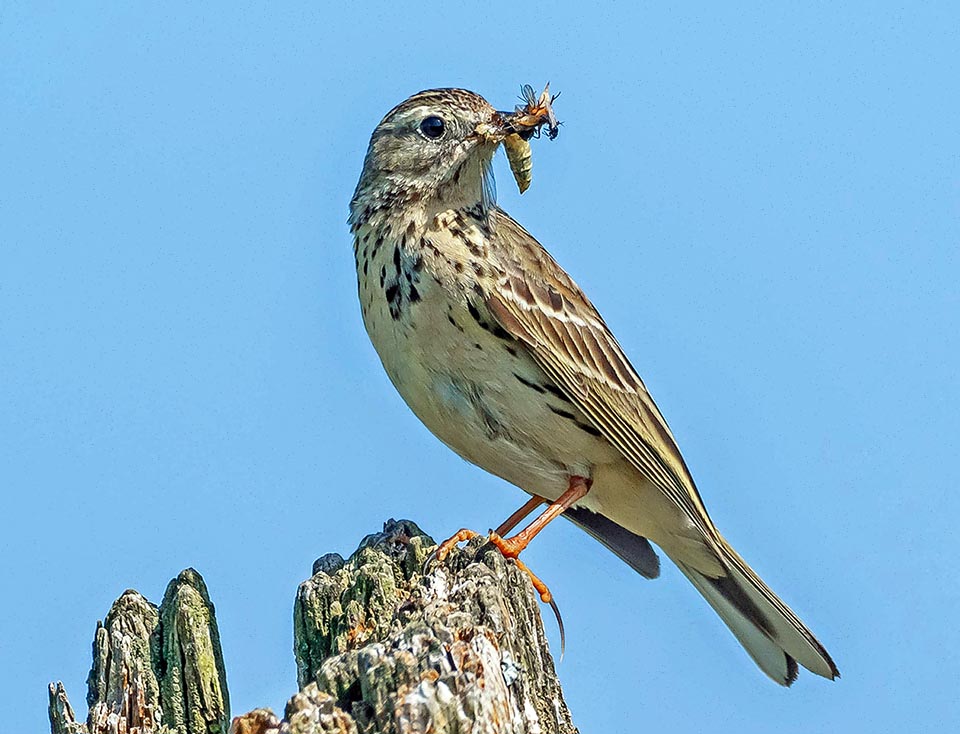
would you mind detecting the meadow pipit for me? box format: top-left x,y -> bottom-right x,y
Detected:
348,87 -> 838,685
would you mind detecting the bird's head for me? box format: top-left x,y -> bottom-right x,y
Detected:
350,88 -> 518,226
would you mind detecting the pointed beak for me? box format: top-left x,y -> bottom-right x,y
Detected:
474,112 -> 513,144
495,110 -> 530,136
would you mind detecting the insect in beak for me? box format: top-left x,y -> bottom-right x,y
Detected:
475,83 -> 562,144
503,83 -> 561,140
495,83 -> 562,194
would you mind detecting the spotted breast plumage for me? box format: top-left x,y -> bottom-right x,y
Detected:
349,87 -> 838,686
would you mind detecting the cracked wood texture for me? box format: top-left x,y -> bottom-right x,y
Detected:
49,570 -> 230,734
49,519 -> 578,734
287,519 -> 577,734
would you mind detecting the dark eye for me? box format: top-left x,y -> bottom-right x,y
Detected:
419,116 -> 445,139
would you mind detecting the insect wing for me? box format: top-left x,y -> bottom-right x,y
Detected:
521,83 -> 538,107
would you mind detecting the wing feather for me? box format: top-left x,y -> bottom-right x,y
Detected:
486,209 -> 719,544
481,209 -> 838,682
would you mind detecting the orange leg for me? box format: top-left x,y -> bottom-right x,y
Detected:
494,477 -> 590,658
489,476 -> 591,564
429,478 -> 590,659
495,495 -> 545,536
433,494 -> 547,563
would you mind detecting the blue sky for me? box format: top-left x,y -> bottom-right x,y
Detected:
2,3 -> 958,732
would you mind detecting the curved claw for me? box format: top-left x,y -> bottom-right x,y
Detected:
548,595 -> 565,661
505,554 -> 565,661
430,527 -> 567,661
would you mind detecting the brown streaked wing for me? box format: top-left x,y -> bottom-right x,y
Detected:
486,209 -> 719,543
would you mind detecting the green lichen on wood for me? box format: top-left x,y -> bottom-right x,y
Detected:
284,683 -> 360,734
159,568 -> 231,734
49,568 -> 229,734
294,520 -> 434,689
292,518 -> 578,734
50,519 -> 576,734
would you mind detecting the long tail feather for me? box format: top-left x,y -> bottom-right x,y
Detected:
671,536 -> 838,686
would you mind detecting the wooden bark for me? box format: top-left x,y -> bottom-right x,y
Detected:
50,520 -> 578,734
49,571 -> 230,734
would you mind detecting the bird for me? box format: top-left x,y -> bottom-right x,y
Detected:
348,86 -> 838,686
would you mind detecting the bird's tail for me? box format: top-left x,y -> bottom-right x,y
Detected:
670,535 -> 839,686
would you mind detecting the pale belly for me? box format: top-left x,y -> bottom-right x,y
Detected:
357,245 -> 622,504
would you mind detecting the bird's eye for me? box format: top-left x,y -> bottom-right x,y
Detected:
419,116 -> 445,139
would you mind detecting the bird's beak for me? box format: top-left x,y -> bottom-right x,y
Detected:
473,113 -> 514,145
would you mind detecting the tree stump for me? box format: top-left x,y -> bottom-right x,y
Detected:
49,520 -> 578,734
49,569 -> 229,734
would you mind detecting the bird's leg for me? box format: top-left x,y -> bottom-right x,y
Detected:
494,495 -> 546,536
433,494 -> 547,564
490,476 -> 591,561
431,479 -> 587,658
488,476 -> 591,603
487,477 -> 589,657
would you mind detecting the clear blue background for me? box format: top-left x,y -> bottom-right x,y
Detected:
3,3 -> 958,732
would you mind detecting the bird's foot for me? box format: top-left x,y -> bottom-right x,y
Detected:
423,528 -> 482,572
489,532 -> 551,601
488,531 -> 566,657
425,526 -> 566,657
486,530 -> 528,561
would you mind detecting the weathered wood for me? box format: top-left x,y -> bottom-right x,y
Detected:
159,570 -> 231,734
290,519 -> 577,734
51,520 -> 577,734
48,681 -> 84,734
49,570 -> 229,734
85,589 -> 163,733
